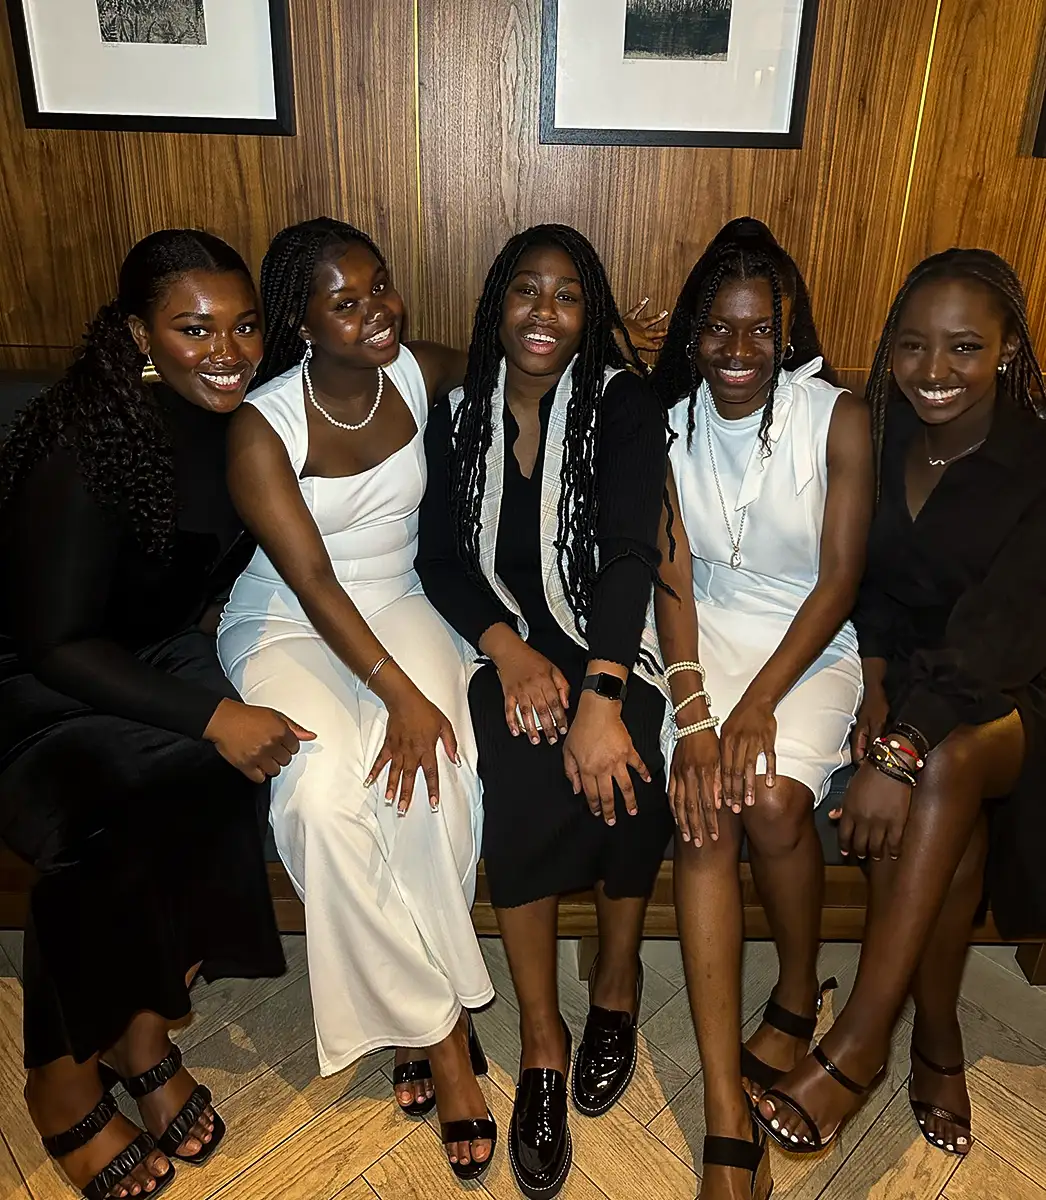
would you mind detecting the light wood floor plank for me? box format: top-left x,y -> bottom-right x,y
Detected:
956,995 -> 1046,1115
943,1142 -> 1046,1200
365,1124 -> 494,1200
959,951 -> 1046,1054
639,940 -> 685,989
816,1086 -> 959,1199
964,1066 -> 1046,1185
0,1135 -> 30,1200
0,937 -> 22,983
334,1179 -> 381,1200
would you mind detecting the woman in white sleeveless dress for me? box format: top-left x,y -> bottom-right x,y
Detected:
216,218 -> 498,1179
650,220 -> 873,1200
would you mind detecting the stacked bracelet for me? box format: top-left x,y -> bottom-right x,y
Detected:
674,716 -> 720,740
891,722 -> 929,760
665,660 -> 706,681
867,736 -> 919,787
672,690 -> 710,717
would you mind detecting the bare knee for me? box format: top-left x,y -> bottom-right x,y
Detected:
673,818 -> 741,869
743,779 -> 814,857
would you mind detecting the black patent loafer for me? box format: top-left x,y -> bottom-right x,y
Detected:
571,961 -> 643,1116
509,1022 -> 573,1200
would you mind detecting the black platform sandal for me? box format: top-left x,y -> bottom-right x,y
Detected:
100,1043 -> 224,1166
442,1111 -> 498,1182
756,1046 -> 885,1154
41,1089 -> 175,1200
393,1011 -> 489,1118
702,1105 -> 773,1199
740,978 -> 837,1096
908,1046 -> 972,1155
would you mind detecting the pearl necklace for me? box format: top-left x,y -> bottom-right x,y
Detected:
302,345 -> 383,432
704,407 -> 747,569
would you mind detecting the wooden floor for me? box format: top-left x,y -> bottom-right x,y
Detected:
0,933 -> 1044,1200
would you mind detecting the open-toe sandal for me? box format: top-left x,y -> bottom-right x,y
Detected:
101,1043 -> 224,1166
741,977 -> 837,1095
702,1104 -> 773,1199
908,1046 -> 972,1155
442,1111 -> 498,1182
394,1011 -> 489,1119
41,1088 -> 175,1200
756,1045 -> 884,1154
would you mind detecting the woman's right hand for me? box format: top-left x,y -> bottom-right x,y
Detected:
488,638 -> 570,744
365,685 -> 459,815
204,698 -> 316,783
669,729 -> 722,847
851,681 -> 890,762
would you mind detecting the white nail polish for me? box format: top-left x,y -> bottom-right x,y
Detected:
946,1144 -> 954,1151
790,1134 -> 799,1143
771,1119 -> 779,1129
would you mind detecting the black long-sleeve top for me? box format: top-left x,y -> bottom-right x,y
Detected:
0,384 -> 251,740
854,397 -> 1046,750
417,370 -> 666,670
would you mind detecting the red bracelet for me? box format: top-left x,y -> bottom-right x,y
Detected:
874,735 -> 924,770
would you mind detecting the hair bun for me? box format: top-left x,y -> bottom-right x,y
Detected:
712,217 -> 779,247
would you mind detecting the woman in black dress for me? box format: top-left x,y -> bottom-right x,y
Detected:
0,231 -> 304,1199
417,224 -> 671,1199
757,249 -> 1046,1158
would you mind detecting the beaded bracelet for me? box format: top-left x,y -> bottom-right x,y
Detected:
890,722 -> 929,760
672,690 -> 710,717
665,660 -> 706,681
674,715 -> 719,740
867,738 -> 917,787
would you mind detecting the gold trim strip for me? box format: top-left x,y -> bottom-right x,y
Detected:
891,0 -> 944,285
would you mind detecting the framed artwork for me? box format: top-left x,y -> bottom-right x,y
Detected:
540,0 -> 821,148
5,0 -> 295,134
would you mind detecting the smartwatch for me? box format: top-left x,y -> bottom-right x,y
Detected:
581,672 -> 628,703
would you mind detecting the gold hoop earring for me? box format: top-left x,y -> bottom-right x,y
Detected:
141,355 -> 161,383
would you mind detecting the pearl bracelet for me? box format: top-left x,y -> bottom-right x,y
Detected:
672,690 -> 710,717
665,660 -> 706,681
674,716 -> 720,740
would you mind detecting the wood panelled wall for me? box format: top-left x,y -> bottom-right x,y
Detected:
2,0 -> 1046,374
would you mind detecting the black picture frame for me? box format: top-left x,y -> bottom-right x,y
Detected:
540,0 -> 820,149
5,0 -> 295,135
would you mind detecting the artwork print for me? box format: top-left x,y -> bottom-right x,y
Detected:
96,0 -> 207,46
624,0 -> 733,62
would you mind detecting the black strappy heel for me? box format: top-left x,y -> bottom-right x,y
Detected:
908,1046 -> 972,1155
393,1011 -> 489,1117
756,1045 -> 885,1154
702,1104 -> 773,1199
100,1043 -> 224,1166
41,1089 -> 175,1200
740,978 -> 837,1096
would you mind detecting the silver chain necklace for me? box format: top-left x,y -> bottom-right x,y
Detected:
924,428 -> 985,468
302,344 -> 383,431
704,408 -> 747,569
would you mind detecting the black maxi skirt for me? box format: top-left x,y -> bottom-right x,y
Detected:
0,630 -> 286,1068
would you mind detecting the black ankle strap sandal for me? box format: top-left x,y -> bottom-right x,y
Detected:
741,978 -> 838,1093
908,1045 -> 972,1155
104,1043 -> 225,1166
41,1090 -> 175,1200
702,1107 -> 773,1199
393,1011 -> 489,1118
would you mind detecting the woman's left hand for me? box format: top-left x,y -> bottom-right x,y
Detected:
563,693 -> 651,825
831,760 -> 912,860
621,298 -> 669,354
719,697 -> 777,811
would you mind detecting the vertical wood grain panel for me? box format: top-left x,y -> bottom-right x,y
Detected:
0,1 -> 420,364
415,0 -> 939,370
895,0 -> 1046,342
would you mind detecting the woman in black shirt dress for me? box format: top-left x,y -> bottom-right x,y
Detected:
417,224 -> 671,1199
0,231 -> 304,1200
757,249 -> 1046,1161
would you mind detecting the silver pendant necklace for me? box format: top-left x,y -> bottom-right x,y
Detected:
705,408 -> 747,569
302,343 -> 383,431
924,428 -> 985,468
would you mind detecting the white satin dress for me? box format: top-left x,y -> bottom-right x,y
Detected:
218,346 -> 493,1076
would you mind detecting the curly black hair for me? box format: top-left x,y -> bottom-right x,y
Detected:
254,216 -> 386,387
0,229 -> 251,557
866,247 -> 1046,491
651,217 -> 832,454
448,223 -> 643,638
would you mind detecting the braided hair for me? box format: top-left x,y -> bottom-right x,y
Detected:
0,229 -> 251,557
448,223 -> 643,638
255,216 -> 386,386
866,247 -> 1046,490
651,217 -> 831,454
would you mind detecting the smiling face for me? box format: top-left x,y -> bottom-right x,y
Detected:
694,274 -> 794,415
127,268 -> 263,413
498,244 -> 587,381
300,239 -> 404,368
891,275 -> 1018,425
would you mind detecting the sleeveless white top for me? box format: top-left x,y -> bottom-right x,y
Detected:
220,346 -> 430,652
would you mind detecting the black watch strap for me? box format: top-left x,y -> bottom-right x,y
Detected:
581,672 -> 628,703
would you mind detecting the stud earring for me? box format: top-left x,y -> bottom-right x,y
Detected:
141,355 -> 161,383
998,362 -> 1009,375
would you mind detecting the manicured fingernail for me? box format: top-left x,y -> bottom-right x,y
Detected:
530,736 -> 539,745
659,310 -> 669,318
549,736 -> 557,744
682,832 -> 690,842
454,753 -> 462,766
628,807 -> 637,816
711,832 -> 718,841
607,818 -> 616,826
430,800 -> 439,812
